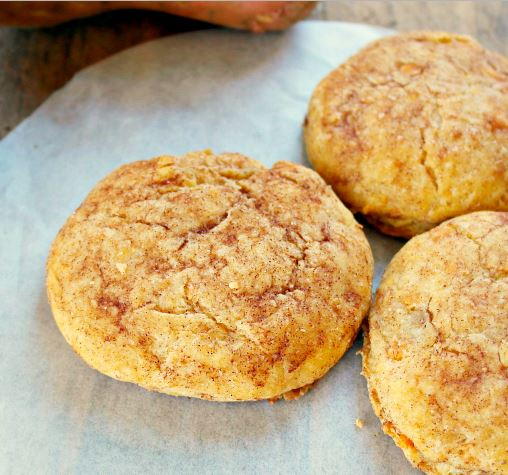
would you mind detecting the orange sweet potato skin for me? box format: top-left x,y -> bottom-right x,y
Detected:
0,1 -> 316,31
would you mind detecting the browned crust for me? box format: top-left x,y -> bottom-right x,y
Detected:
305,31 -> 508,237
362,211 -> 508,473
47,150 -> 374,401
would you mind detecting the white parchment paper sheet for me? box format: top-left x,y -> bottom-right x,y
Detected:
0,21 -> 416,474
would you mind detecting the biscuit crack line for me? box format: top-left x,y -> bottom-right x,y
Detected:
151,305 -> 234,336
448,222 -> 508,282
181,281 -> 267,351
418,126 -> 438,191
139,301 -> 265,352
110,209 -> 231,238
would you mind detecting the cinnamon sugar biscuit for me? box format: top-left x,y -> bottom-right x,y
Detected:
363,211 -> 508,473
305,31 -> 508,237
47,150 -> 373,401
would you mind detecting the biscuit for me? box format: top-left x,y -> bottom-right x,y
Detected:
304,31 -> 508,237
362,211 -> 508,473
47,151 -> 374,401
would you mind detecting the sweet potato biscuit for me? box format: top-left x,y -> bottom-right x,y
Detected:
47,151 -> 373,401
304,31 -> 508,237
362,211 -> 508,473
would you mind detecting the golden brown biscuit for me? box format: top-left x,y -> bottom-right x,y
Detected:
362,211 -> 508,473
47,150 -> 373,401
304,31 -> 508,237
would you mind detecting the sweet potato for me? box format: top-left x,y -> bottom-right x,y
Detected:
0,1 -> 316,32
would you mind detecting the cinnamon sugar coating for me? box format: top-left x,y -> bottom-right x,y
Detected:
363,211 -> 508,473
47,151 -> 373,401
305,31 -> 508,237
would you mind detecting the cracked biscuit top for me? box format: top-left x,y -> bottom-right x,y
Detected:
304,31 -> 508,237
362,211 -> 508,474
46,150 -> 373,401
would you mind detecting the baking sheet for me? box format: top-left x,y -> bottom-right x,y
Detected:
0,21 -> 416,474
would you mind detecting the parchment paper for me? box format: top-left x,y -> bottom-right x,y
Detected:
0,21 -> 417,474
